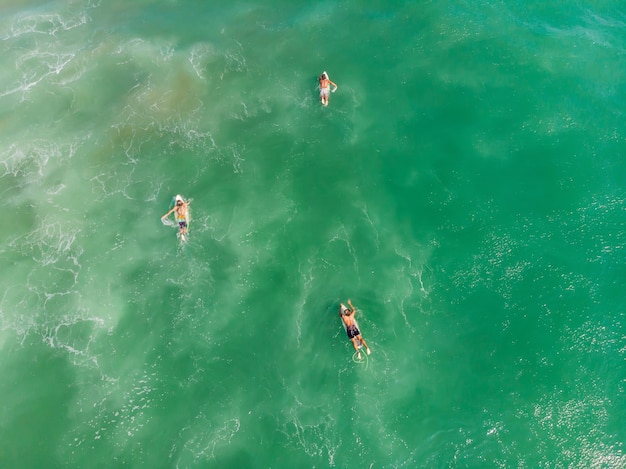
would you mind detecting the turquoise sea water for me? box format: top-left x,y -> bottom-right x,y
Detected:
1,1 -> 625,467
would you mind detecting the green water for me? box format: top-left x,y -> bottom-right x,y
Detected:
0,1 -> 624,467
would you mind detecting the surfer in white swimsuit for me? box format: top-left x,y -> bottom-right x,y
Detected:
319,71 -> 337,106
339,299 -> 371,359
161,197 -> 190,240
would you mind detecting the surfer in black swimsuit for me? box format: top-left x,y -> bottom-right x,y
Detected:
339,299 -> 371,359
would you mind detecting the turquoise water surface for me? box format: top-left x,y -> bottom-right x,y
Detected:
0,1 -> 624,467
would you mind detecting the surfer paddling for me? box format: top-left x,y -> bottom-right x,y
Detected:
319,71 -> 337,106
161,195 -> 190,241
339,299 -> 371,359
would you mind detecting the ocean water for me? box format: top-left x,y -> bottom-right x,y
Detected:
1,1 -> 624,467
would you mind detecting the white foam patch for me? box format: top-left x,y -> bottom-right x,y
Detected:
174,414 -> 241,464
188,42 -> 220,80
0,202 -> 128,363
0,139 -> 79,181
282,404 -> 338,464
2,11 -> 90,40
0,4 -> 98,100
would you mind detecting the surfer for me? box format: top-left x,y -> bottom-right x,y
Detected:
339,299 -> 371,360
161,196 -> 190,241
319,71 -> 337,106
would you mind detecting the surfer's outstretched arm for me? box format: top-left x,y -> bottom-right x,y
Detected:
161,207 -> 176,220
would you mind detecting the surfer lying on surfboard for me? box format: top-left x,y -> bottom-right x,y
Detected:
161,195 -> 190,242
340,299 -> 371,360
319,71 -> 337,106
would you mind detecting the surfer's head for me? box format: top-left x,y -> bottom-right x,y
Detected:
176,200 -> 183,206
322,71 -> 328,79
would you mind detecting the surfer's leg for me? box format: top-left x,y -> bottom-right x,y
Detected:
351,338 -> 362,359
358,335 -> 371,354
